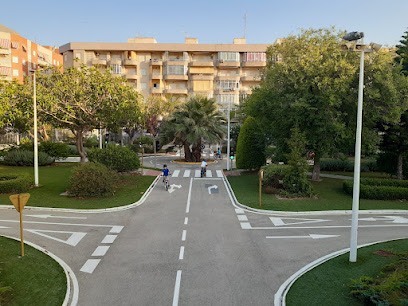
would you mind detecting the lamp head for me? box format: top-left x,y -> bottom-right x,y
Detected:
370,42 -> 382,52
343,32 -> 364,42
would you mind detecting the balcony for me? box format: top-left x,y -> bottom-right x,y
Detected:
151,87 -> 163,94
189,74 -> 214,81
217,60 -> 240,68
0,49 -> 11,55
164,74 -> 188,81
165,59 -> 188,66
124,59 -> 138,66
241,61 -> 266,67
189,61 -> 214,67
125,74 -> 139,80
240,75 -> 260,82
92,59 -> 107,66
109,59 -> 122,65
240,89 -> 253,95
149,59 -> 163,66
214,88 -> 239,94
164,88 -> 188,95
151,73 -> 163,80
216,75 -> 240,81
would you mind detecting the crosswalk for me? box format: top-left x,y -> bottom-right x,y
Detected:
171,169 -> 223,178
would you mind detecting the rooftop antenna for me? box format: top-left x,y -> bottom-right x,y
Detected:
243,13 -> 248,38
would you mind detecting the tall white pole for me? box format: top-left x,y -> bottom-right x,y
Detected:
99,128 -> 102,149
227,101 -> 231,171
349,50 -> 365,262
33,72 -> 39,187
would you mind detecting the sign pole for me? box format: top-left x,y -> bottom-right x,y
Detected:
141,146 -> 144,174
259,170 -> 264,207
19,197 -> 24,256
9,193 -> 30,257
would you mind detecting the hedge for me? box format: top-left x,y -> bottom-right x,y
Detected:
343,178 -> 408,200
4,150 -> 55,166
320,159 -> 377,172
0,173 -> 32,194
88,144 -> 140,172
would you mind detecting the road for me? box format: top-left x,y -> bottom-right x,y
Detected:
1,154 -> 408,305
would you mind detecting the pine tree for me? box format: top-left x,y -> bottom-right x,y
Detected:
395,29 -> 408,75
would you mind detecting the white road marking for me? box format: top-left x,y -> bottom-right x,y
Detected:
183,170 -> 190,177
0,220 -> 123,232
235,208 -> 245,214
184,217 -> 188,225
216,170 -> 223,177
208,185 -> 218,194
269,217 -> 330,227
168,184 -> 182,194
186,178 -> 193,213
172,270 -> 182,306
266,234 -> 340,239
240,222 -> 252,229
206,170 -> 213,177
237,215 -> 248,221
195,170 -> 201,177
101,235 -> 117,244
384,216 -> 408,223
182,230 -> 187,241
251,224 -> 408,230
26,214 -> 87,220
0,226 -> 9,229
92,246 -> 110,256
110,226 -> 124,233
25,229 -> 86,246
172,170 -> 180,177
179,246 -> 184,260
80,259 -> 101,274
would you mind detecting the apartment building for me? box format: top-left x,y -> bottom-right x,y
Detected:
0,24 -> 62,83
60,37 -> 270,111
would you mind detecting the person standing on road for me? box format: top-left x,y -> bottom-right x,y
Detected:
162,164 -> 170,185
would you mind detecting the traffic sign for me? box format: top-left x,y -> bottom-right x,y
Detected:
9,193 -> 30,212
201,144 -> 205,150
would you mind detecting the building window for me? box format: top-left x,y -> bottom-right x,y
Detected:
57,61 -> 60,65
32,63 -> 36,69
140,69 -> 147,76
166,65 -> 187,75
217,94 -> 238,106
138,55 -> 146,61
218,80 -> 239,90
141,82 -> 147,90
243,52 -> 266,62
218,52 -> 239,62
111,64 -> 122,74
22,60 -> 26,65
53,59 -> 56,65
12,69 -> 19,76
12,56 -> 18,63
33,51 -> 36,56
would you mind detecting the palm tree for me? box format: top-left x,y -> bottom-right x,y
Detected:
160,96 -> 226,162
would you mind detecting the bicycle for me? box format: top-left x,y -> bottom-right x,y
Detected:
201,167 -> 206,178
162,176 -> 170,190
215,152 -> 223,160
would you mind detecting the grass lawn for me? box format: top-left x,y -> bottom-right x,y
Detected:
286,239 -> 408,306
0,164 -> 155,209
227,172 -> 408,211
0,236 -> 66,306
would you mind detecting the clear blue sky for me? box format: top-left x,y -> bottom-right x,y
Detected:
1,0 -> 407,48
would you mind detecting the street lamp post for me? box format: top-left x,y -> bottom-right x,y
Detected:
227,100 -> 231,171
32,71 -> 39,187
342,32 -> 381,262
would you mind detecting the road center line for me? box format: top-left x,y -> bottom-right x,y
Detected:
186,178 -> 193,213
172,270 -> 182,306
92,246 -> 110,256
184,217 -> 188,225
80,259 -> 101,274
179,246 -> 185,260
181,230 -> 187,241
101,235 -> 117,244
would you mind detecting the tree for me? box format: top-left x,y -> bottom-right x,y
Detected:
159,96 -> 226,162
244,27 -> 405,180
236,116 -> 266,170
395,28 -> 408,76
36,66 -> 142,162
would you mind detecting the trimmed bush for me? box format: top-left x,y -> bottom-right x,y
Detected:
136,136 -> 154,153
68,162 -> 117,198
0,173 -> 32,194
88,144 -> 140,172
343,178 -> 408,200
39,142 -> 69,160
262,164 -> 290,187
320,159 -> 377,172
84,135 -> 99,148
236,116 -> 266,170
4,150 -> 55,166
67,145 -> 90,156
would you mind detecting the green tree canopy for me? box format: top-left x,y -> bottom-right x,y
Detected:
159,95 -> 226,162
395,29 -> 408,75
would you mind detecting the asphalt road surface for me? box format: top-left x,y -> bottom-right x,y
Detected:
1,154 -> 408,305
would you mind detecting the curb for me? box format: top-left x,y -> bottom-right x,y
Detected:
1,234 -> 79,306
0,175 -> 161,214
274,237 -> 408,306
222,173 -> 408,216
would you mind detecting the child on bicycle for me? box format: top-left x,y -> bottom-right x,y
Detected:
162,164 -> 170,185
200,159 -> 208,177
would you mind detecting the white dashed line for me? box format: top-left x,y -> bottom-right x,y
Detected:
181,230 -> 187,241
101,234 -> 117,244
91,246 -> 110,257
237,215 -> 248,221
194,170 -> 201,177
183,170 -> 190,177
240,222 -> 252,229
172,170 -> 180,177
216,170 -> 223,177
206,170 -> 213,177
179,246 -> 185,260
172,270 -> 182,306
184,217 -> 188,225
235,208 -> 245,214
80,259 -> 101,274
186,178 -> 193,213
110,226 -> 124,233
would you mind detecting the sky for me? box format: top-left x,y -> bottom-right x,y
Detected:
1,0 -> 407,48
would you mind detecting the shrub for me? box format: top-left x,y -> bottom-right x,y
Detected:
236,116 -> 266,170
136,136 -> 154,153
84,135 -> 99,148
0,173 -> 32,194
320,159 -> 378,172
262,164 -> 290,187
88,144 -> 140,172
343,179 -> 408,200
68,162 -> 117,197
39,142 -> 69,160
4,150 -> 55,166
68,145 -> 78,155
